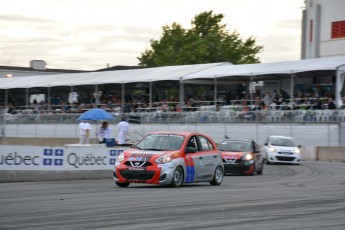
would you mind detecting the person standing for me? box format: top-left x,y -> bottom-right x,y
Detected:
98,121 -> 111,144
117,118 -> 129,145
79,120 -> 92,144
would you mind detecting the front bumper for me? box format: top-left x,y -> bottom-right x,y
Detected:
113,161 -> 176,185
223,160 -> 254,175
267,152 -> 301,164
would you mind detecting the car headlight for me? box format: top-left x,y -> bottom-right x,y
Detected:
155,154 -> 172,164
117,152 -> 124,162
243,154 -> 253,161
268,146 -> 276,152
294,148 -> 301,154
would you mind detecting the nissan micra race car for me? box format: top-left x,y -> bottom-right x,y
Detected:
113,131 -> 224,187
218,139 -> 264,175
261,135 -> 301,165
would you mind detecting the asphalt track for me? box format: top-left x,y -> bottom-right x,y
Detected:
1,161 -> 345,230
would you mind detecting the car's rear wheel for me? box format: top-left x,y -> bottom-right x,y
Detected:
170,167 -> 184,188
210,166 -> 224,185
115,182 -> 130,187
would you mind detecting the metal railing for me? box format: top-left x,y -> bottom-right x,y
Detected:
1,109 -> 345,125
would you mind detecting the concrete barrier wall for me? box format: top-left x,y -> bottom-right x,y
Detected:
0,145 -> 125,183
0,137 -> 98,146
316,147 -> 345,162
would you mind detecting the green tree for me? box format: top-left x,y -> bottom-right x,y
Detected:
138,11 -> 263,67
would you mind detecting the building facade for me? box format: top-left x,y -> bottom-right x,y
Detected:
302,0 -> 345,59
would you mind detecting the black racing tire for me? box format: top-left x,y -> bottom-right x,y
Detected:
170,167 -> 184,188
115,182 -> 130,187
210,166 -> 224,186
256,161 -> 264,175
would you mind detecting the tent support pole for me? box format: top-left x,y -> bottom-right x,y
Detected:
290,73 -> 294,108
25,88 -> 29,109
47,87 -> 51,111
95,84 -> 99,107
213,78 -> 217,106
179,78 -> 184,109
250,75 -> 253,106
121,83 -> 125,113
149,81 -> 152,107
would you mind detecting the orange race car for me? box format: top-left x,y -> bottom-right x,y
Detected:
113,131 -> 224,187
218,139 -> 264,176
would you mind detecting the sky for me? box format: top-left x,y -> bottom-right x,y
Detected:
0,0 -> 305,70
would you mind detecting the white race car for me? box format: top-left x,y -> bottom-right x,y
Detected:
261,135 -> 301,165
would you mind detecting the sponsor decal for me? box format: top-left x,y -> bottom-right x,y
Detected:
43,149 -> 63,166
0,146 -> 128,170
184,156 -> 195,183
0,152 -> 39,166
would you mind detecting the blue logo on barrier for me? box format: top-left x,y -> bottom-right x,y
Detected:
44,149 -> 53,156
43,149 -> 63,166
43,159 -> 52,165
55,149 -> 64,156
109,150 -> 119,165
110,150 -> 117,156
109,159 -> 116,165
55,159 -> 63,166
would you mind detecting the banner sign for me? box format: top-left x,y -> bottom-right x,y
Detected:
0,145 -> 128,170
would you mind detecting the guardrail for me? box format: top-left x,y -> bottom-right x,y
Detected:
1,109 -> 345,124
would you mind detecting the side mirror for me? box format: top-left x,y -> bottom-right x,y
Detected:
254,149 -> 260,153
264,143 -> 268,146
186,147 -> 197,153
298,145 -> 302,148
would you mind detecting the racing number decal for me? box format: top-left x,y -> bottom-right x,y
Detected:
184,156 -> 195,183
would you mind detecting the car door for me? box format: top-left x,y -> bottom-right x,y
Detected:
196,135 -> 219,181
185,136 -> 204,182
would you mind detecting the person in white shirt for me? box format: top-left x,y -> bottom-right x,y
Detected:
117,118 -> 129,145
79,121 -> 92,144
98,121 -> 111,144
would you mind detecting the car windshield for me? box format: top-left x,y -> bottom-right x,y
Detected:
136,134 -> 184,151
270,137 -> 296,147
218,141 -> 252,152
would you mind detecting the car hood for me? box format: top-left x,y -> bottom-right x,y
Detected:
221,151 -> 246,159
124,149 -> 177,161
271,146 -> 298,151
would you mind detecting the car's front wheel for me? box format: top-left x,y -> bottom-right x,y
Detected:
170,167 -> 184,188
115,182 -> 130,187
210,166 -> 224,185
256,160 -> 264,175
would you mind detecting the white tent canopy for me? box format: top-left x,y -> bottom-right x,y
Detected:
1,55 -> 345,88
1,55 -> 345,107
0,62 -> 230,89
183,55 -> 345,80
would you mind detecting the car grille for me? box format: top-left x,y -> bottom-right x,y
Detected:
223,159 -> 242,164
124,161 -> 153,167
278,151 -> 293,155
276,156 -> 295,161
120,170 -> 155,180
